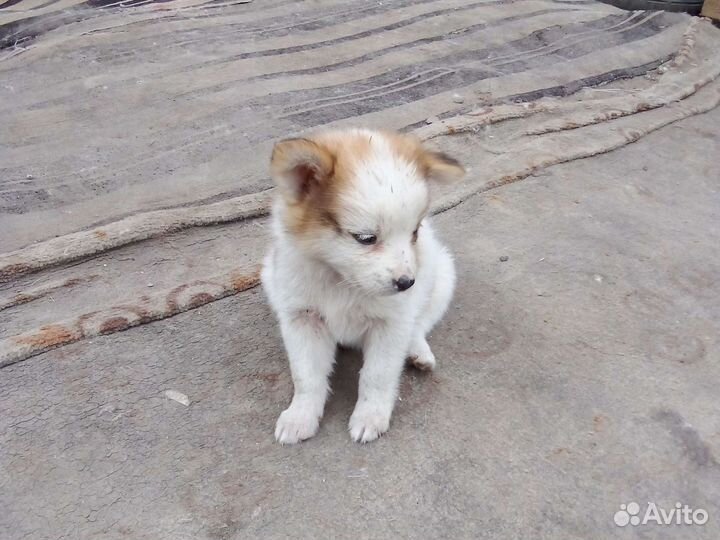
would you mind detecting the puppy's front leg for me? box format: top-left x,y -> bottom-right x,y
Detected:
275,310 -> 335,444
349,323 -> 411,443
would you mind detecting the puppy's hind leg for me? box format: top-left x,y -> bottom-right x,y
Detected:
407,247 -> 456,371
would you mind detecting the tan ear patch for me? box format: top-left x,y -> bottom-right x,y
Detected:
382,131 -> 465,183
270,138 -> 335,202
418,150 -> 465,183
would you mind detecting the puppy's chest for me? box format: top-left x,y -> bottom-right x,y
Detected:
317,295 -> 385,347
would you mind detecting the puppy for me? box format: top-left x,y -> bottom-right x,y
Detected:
262,128 -> 464,444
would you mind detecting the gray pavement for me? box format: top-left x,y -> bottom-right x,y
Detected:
2,107 -> 719,539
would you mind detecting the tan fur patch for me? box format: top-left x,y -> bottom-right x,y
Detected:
377,130 -> 465,183
418,150 -> 466,183
272,131 -> 373,237
381,130 -> 425,164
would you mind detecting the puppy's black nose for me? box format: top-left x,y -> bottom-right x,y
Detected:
393,276 -> 415,292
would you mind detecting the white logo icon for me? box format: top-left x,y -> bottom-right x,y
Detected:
614,502 -> 709,527
614,502 -> 641,526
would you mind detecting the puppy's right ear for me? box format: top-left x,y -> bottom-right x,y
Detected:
270,138 -> 334,203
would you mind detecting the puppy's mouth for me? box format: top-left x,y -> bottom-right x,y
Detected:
379,287 -> 403,297
334,274 -> 396,296
367,282 -> 407,297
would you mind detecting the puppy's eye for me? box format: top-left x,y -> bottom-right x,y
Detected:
352,233 -> 377,245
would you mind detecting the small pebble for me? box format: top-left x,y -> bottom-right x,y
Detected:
499,255 -> 509,262
426,116 -> 439,124
147,283 -> 154,287
26,174 -> 34,180
165,390 -> 190,406
452,93 -> 464,104
468,107 -> 490,116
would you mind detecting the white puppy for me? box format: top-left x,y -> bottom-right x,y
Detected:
262,128 -> 464,444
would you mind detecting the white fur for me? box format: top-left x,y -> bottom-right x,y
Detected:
262,131 -> 456,444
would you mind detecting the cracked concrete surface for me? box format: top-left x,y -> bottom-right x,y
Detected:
1,107 -> 719,539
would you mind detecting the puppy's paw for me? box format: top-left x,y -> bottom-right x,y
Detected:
348,406 -> 391,443
407,339 -> 436,371
275,405 -> 320,445
407,352 -> 436,371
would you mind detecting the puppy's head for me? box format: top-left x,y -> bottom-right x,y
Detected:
270,129 -> 464,296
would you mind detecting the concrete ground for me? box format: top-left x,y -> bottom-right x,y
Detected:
2,105 -> 719,539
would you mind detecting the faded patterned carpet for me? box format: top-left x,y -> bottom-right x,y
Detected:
1,0 -> 720,366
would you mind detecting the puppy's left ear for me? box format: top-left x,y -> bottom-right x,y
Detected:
419,149 -> 465,183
